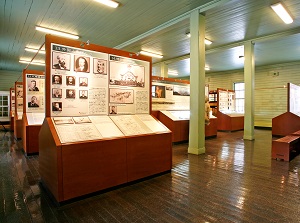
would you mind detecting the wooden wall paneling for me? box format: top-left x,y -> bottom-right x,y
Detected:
61,138 -> 127,201
272,112 -> 300,136
126,133 -> 172,182
39,118 -> 63,202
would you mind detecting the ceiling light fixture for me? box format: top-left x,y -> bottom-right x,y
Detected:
168,70 -> 178,76
271,2 -> 293,24
19,59 -> 45,66
35,26 -> 79,39
186,32 -> 212,45
139,50 -> 163,59
94,0 -> 119,8
25,47 -> 46,54
205,66 -> 210,71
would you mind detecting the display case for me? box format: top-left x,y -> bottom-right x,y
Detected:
22,69 -> 45,155
217,88 -> 244,131
39,35 -> 172,203
272,83 -> 300,136
158,110 -> 217,142
14,82 -> 23,139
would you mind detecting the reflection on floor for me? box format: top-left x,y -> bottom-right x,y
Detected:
1,129 -> 300,222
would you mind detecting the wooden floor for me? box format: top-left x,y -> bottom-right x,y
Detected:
1,129 -> 300,222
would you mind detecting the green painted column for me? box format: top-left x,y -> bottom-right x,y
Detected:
188,11 -> 206,155
243,41 -> 255,140
160,62 -> 168,78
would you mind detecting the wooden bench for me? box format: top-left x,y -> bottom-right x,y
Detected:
272,135 -> 300,161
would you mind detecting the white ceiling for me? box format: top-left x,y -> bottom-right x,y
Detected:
1,0 -> 300,81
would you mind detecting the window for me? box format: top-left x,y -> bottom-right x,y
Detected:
0,92 -> 10,121
234,82 -> 244,113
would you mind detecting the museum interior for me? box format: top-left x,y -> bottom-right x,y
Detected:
1,0 -> 300,222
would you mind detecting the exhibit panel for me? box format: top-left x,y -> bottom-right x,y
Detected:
217,88 -> 244,131
14,82 -> 23,139
10,88 -> 15,131
23,70 -> 45,154
272,83 -> 300,136
39,35 -> 172,203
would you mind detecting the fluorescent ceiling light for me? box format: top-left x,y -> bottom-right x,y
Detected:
186,33 -> 212,45
35,26 -> 79,39
271,2 -> 293,24
168,70 -> 178,76
19,59 -> 45,66
140,50 -> 163,59
25,47 -> 45,54
205,66 -> 210,71
94,0 -> 119,8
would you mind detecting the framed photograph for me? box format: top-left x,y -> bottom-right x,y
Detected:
93,58 -> 107,75
79,77 -> 88,87
66,89 -> 76,99
66,76 -> 75,86
52,102 -> 62,111
109,88 -> 134,104
52,75 -> 62,85
52,88 -> 62,98
52,52 -> 71,70
152,85 -> 166,98
79,90 -> 88,99
173,86 -> 190,96
74,55 -> 90,73
109,105 -> 117,115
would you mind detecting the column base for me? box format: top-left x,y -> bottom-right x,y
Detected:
188,146 -> 205,155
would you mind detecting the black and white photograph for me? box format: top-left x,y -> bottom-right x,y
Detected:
173,85 -> 190,96
52,52 -> 71,70
66,89 -> 76,99
28,80 -> 39,91
79,90 -> 88,99
52,88 -> 62,98
52,75 -> 62,85
52,102 -> 62,111
66,76 -> 76,86
53,117 -> 74,125
109,105 -> 117,114
109,61 -> 145,87
27,96 -> 39,107
79,77 -> 88,87
74,55 -> 90,73
109,88 -> 134,104
93,58 -> 107,75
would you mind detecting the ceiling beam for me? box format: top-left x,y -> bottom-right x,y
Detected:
114,0 -> 231,49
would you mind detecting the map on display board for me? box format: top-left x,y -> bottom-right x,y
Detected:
50,44 -> 150,117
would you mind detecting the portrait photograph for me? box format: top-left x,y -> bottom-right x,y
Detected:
79,90 -> 88,99
52,88 -> 62,98
27,95 -> 39,108
66,76 -> 75,86
52,52 -> 71,70
52,75 -> 62,85
52,102 -> 62,112
27,79 -> 39,92
109,105 -> 117,115
74,55 -> 90,73
93,58 -> 107,75
66,89 -> 76,99
79,77 -> 88,87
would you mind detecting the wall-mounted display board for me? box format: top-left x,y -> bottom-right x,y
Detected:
157,110 -> 217,142
39,35 -> 172,203
272,83 -> 300,136
22,70 -> 45,154
14,82 -> 23,139
217,88 -> 244,131
10,88 -> 15,131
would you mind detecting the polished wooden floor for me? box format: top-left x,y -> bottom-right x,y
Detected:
1,129 -> 300,222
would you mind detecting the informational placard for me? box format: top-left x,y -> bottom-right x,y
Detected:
50,44 -> 150,117
289,83 -> 300,115
10,89 -> 15,117
16,84 -> 23,120
218,90 -> 236,113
